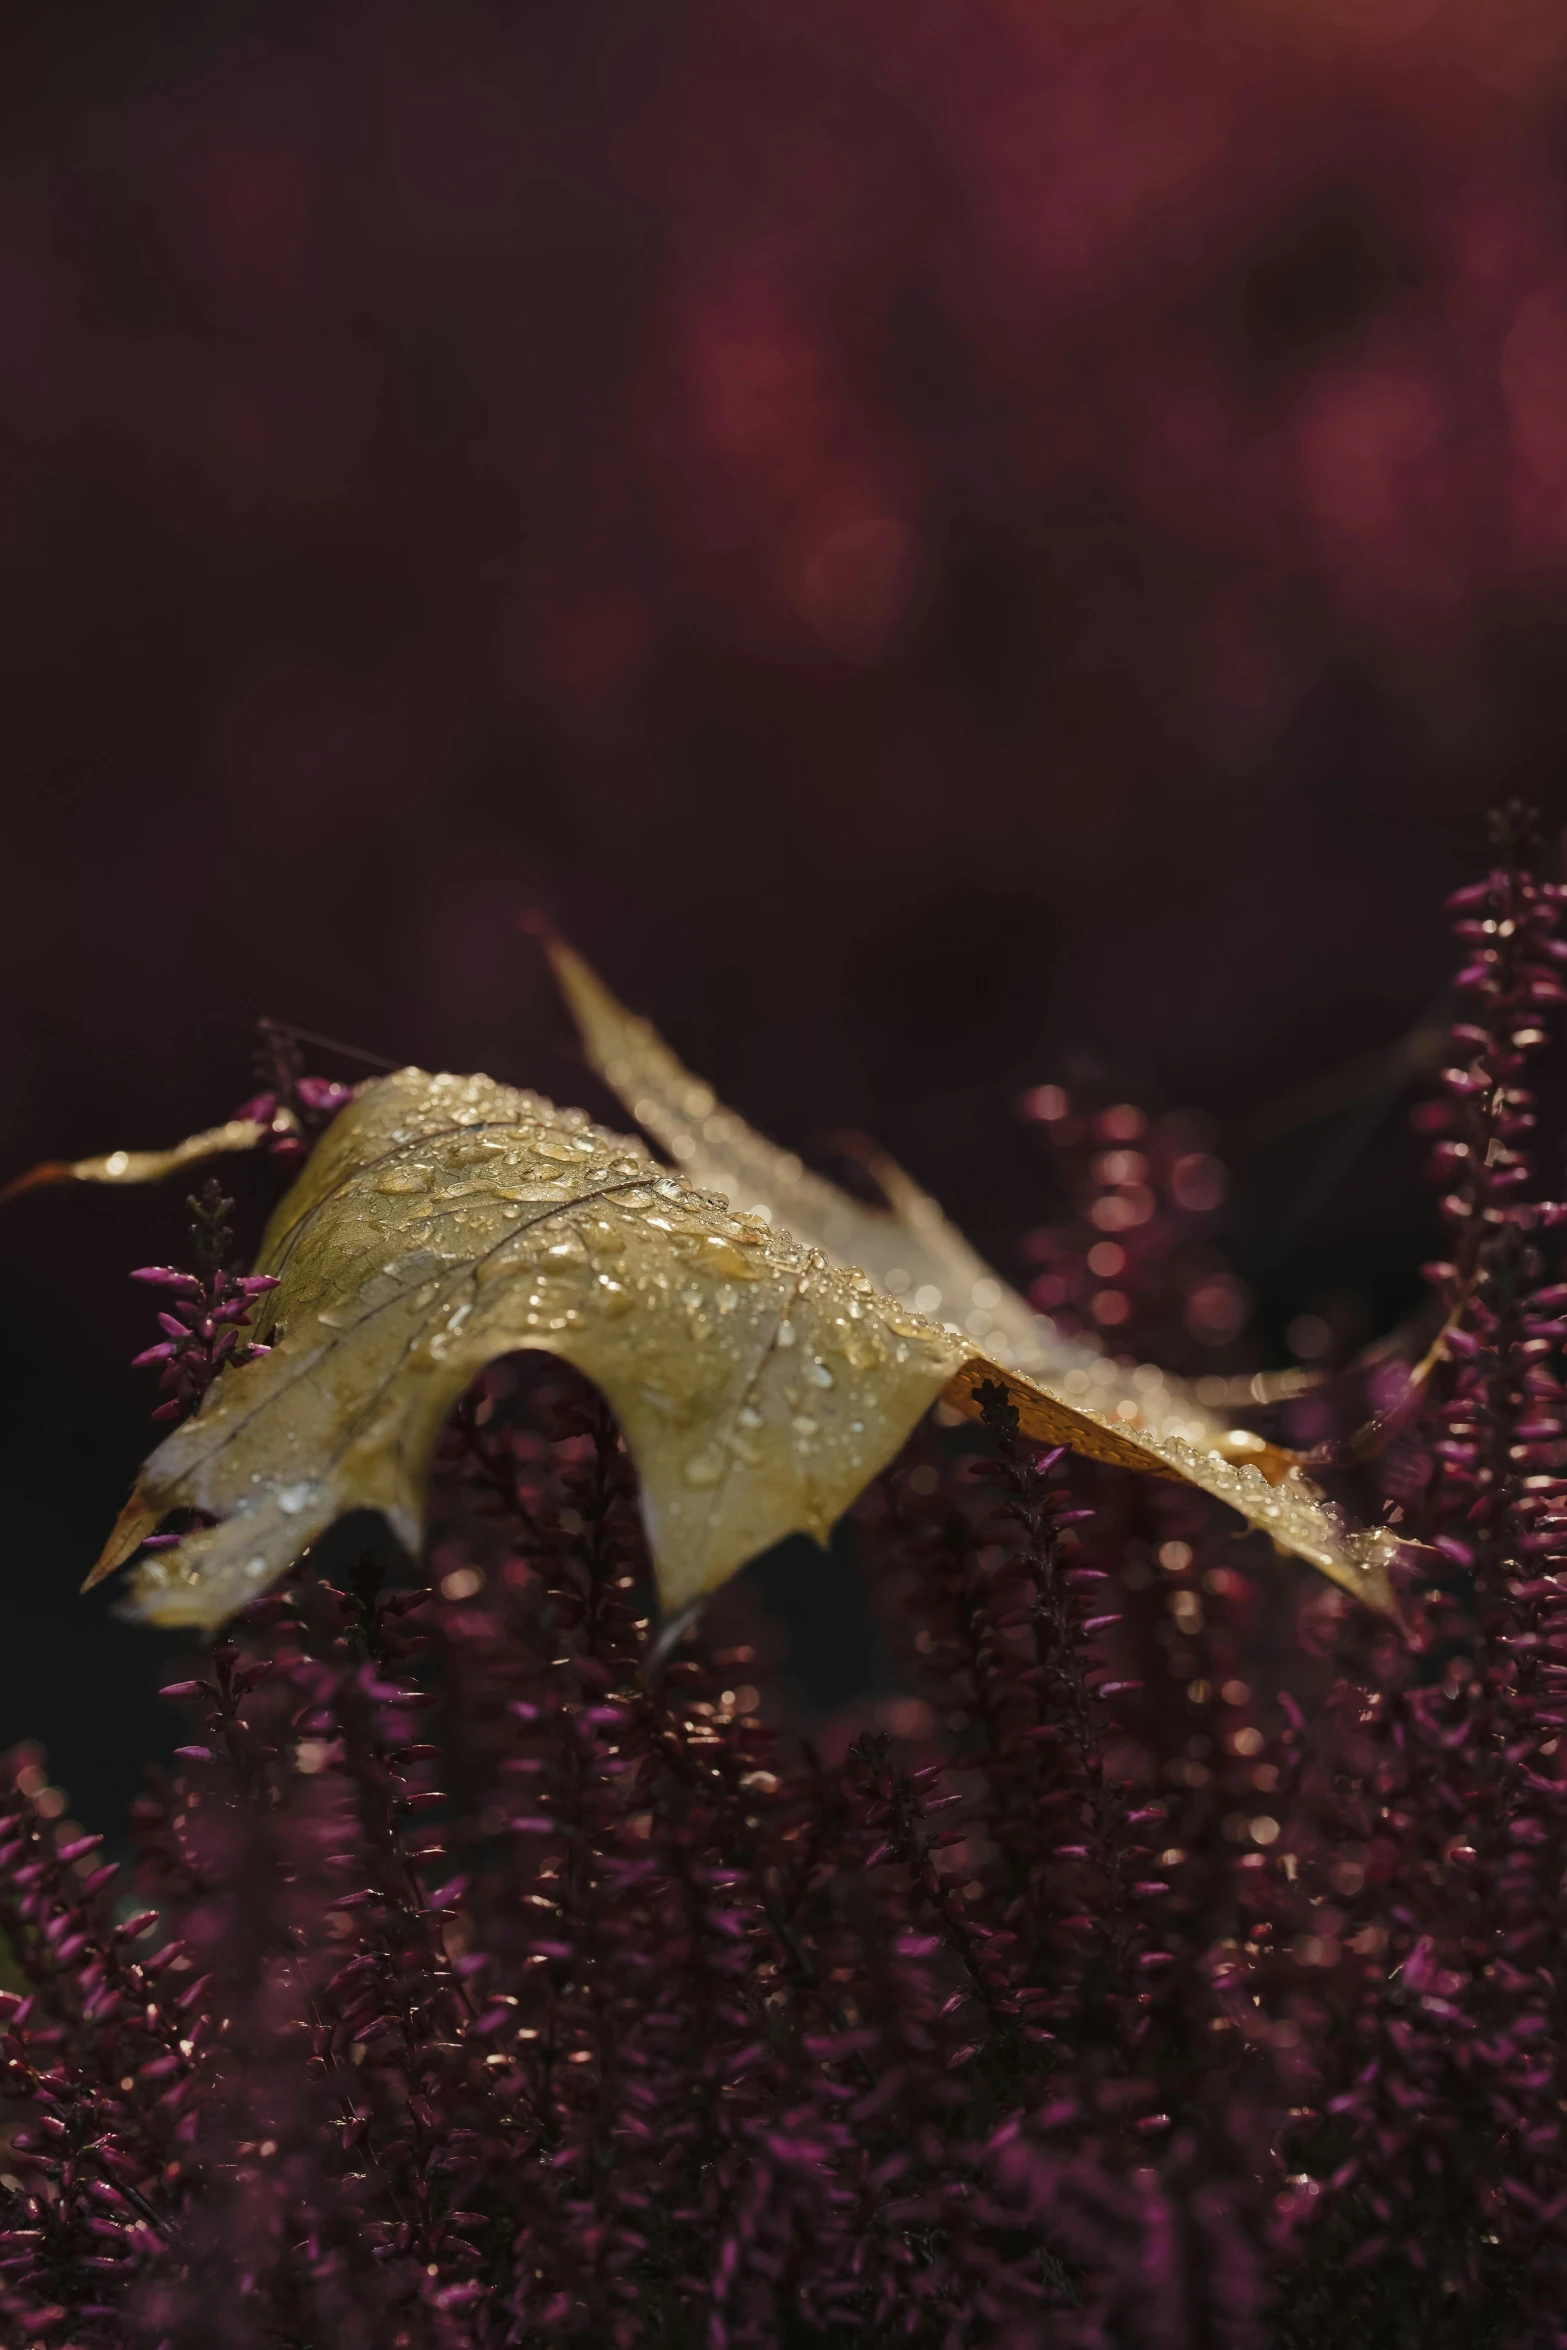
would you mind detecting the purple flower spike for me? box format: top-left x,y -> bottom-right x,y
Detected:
10,811 -> 1567,2343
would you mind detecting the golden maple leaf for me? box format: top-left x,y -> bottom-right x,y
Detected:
77,1063 -> 1397,1629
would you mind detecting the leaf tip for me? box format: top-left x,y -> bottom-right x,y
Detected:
0,1160 -> 77,1208
7,1120 -> 268,1208
83,1493 -> 162,1593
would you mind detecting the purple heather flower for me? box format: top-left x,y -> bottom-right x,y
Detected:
8,815 -> 1567,2343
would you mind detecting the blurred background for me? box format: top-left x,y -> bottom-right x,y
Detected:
4,0 -> 1566,1826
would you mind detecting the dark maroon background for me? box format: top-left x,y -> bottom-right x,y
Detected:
5,0 -> 1567,1825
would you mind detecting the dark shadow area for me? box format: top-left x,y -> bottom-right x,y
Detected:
0,1415 -> 187,1839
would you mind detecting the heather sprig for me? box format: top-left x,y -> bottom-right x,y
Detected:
129,1179 -> 278,1422
0,1752 -> 196,2344
1259,807 -> 1567,2347
234,1018 -> 356,1165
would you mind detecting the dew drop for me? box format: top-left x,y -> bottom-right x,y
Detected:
776,1319 -> 797,1349
704,1235 -> 766,1280
277,1483 -> 313,1517
684,1448 -> 726,1489
807,1358 -> 835,1389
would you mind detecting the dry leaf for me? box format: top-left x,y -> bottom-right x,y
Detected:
546,936 -> 1307,1469
90,1067 -> 1398,1628
92,1071 -> 969,1625
0,1119 -> 268,1208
